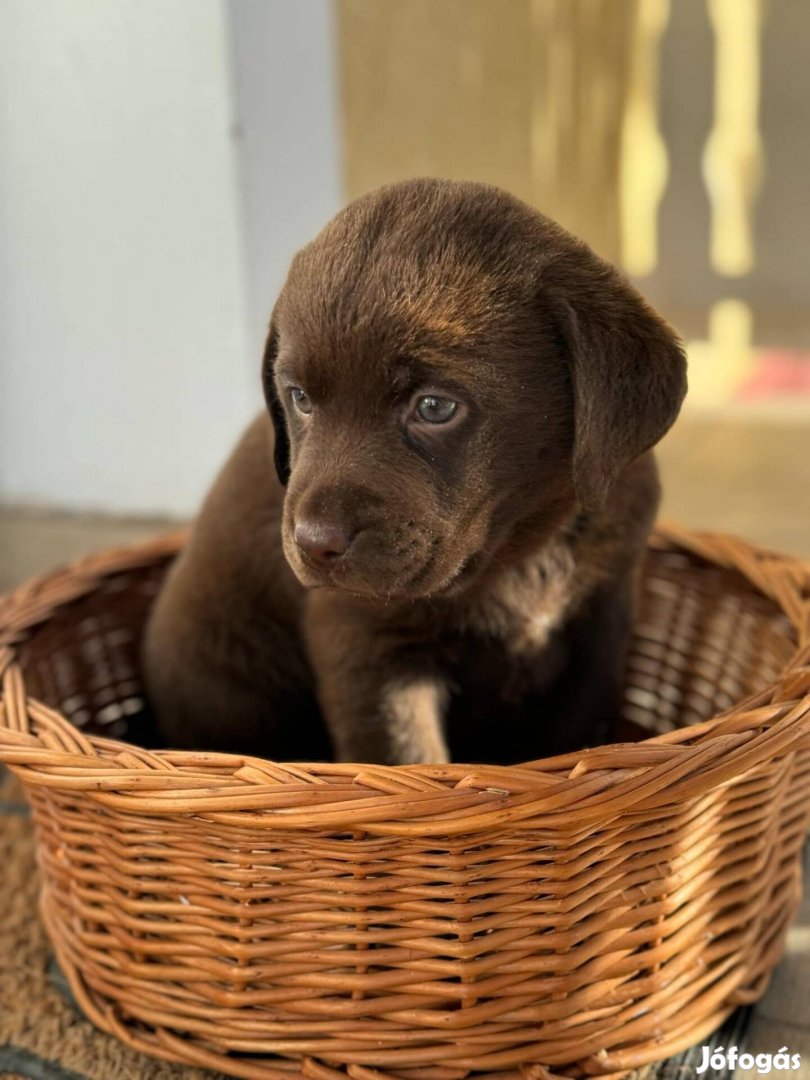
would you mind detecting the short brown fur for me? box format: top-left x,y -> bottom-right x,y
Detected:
143,179 -> 686,764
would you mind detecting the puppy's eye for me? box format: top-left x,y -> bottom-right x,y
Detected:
414,396 -> 459,424
290,387 -> 312,415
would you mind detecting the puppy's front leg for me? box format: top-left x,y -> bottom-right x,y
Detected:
335,675 -> 450,765
303,594 -> 449,765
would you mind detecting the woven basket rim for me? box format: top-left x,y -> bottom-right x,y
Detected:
1,521 -> 809,837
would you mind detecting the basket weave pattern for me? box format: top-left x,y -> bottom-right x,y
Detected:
1,524 -> 810,1080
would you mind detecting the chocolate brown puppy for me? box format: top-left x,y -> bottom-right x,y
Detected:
143,178 -> 687,765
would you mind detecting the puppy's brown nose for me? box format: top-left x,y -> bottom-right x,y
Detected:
294,519 -> 355,564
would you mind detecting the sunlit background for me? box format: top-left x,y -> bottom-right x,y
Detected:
1,0 -> 808,585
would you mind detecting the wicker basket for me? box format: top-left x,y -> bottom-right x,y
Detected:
1,524 -> 810,1080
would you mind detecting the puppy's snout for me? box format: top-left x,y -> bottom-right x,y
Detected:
294,517 -> 355,565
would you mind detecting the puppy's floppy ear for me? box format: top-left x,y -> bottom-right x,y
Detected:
550,247 -> 687,510
261,320 -> 290,486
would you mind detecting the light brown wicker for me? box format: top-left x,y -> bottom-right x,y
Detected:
1,523 -> 810,1080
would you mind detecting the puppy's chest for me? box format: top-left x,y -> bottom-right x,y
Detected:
443,625 -> 568,709
441,554 -> 578,705
459,543 -> 579,658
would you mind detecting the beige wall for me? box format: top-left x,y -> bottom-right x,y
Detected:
337,0 -> 810,352
337,0 -> 637,264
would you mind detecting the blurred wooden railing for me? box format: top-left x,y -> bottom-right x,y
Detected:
337,0 -> 808,412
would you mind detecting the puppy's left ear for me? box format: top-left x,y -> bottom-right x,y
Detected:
261,320 -> 290,486
551,247 -> 687,510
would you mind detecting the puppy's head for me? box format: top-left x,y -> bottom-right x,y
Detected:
263,179 -> 686,601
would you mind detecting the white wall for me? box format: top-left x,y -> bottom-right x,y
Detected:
0,0 -> 343,516
228,0 -> 343,358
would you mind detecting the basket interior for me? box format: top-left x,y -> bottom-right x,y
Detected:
14,543 -> 797,749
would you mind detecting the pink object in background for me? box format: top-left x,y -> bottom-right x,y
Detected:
737,349 -> 810,400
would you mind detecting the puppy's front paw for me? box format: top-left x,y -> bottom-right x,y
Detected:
330,677 -> 450,765
383,677 -> 450,765
389,727 -> 450,766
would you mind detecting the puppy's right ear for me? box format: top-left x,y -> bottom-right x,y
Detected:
261,321 -> 290,486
